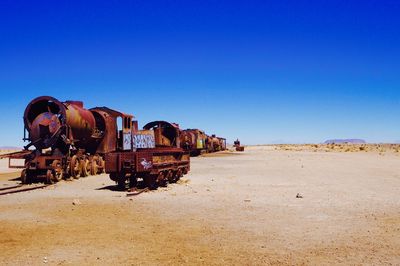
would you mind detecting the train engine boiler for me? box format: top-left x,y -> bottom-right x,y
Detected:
22,96 -> 106,183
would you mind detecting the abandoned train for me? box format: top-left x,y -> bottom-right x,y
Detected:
21,96 -> 190,189
180,129 -> 226,156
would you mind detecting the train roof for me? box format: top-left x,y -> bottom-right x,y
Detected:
143,121 -> 180,130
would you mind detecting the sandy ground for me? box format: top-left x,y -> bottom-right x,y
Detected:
0,157 -> 23,174
0,146 -> 399,265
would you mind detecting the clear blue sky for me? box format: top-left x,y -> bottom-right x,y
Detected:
0,0 -> 399,146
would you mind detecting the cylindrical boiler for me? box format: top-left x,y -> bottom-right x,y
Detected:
24,96 -> 96,150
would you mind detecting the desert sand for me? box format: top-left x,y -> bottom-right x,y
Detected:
0,145 -> 399,265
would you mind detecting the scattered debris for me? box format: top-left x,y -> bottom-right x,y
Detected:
126,188 -> 149,197
177,178 -> 190,184
72,199 -> 81,205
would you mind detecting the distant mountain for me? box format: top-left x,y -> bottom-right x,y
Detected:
324,139 -> 366,144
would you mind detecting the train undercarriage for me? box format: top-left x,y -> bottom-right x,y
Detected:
106,148 -> 190,190
21,150 -> 105,184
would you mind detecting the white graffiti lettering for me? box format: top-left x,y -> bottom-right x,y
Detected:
140,158 -> 153,170
133,134 -> 155,149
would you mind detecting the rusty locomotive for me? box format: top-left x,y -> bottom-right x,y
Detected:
234,139 -> 245,152
180,129 -> 226,156
207,134 -> 227,153
21,96 -> 190,189
180,129 -> 207,156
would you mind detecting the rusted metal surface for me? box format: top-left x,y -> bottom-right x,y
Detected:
89,107 -> 118,154
107,121 -> 190,190
234,139 -> 245,152
22,97 -> 117,184
24,96 -> 97,150
180,129 -> 207,156
64,102 -> 96,147
135,151 -> 153,172
180,129 -> 231,156
24,97 -> 66,140
206,134 -> 222,152
143,121 -> 181,148
218,137 -> 227,151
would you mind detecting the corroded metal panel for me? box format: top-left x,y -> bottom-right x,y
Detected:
133,130 -> 155,149
135,151 -> 153,172
105,153 -> 119,173
24,96 -> 97,150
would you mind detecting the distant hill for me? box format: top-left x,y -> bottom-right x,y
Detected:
324,139 -> 366,144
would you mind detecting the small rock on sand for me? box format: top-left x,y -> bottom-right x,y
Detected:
72,199 -> 82,205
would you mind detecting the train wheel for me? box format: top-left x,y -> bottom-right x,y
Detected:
117,180 -> 125,190
52,170 -> 63,182
26,170 -> 34,184
129,174 -> 137,189
46,170 -> 54,184
171,169 -> 181,183
156,172 -> 167,187
109,172 -> 117,182
167,170 -> 175,183
21,169 -> 27,184
51,160 -> 63,182
90,159 -> 99,176
99,157 -> 105,174
144,174 -> 158,190
70,155 -> 80,179
117,174 -> 126,190
182,167 -> 188,175
81,159 -> 89,177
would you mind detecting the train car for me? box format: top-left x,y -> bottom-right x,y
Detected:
180,129 -> 207,156
106,120 -> 190,190
206,134 -> 225,153
234,139 -> 245,151
218,137 -> 227,151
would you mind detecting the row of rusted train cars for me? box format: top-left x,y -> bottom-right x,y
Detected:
15,96 -> 226,190
180,129 -> 227,156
